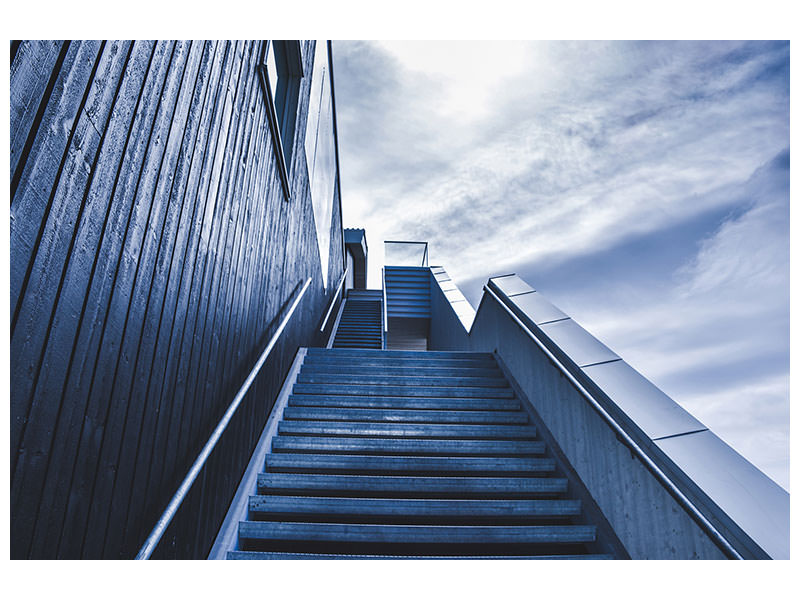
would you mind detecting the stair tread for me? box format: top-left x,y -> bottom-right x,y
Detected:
248,495 -> 580,516
258,472 -> 567,496
292,384 -> 515,398
303,358 -> 497,369
282,407 -> 527,424
296,374 -> 510,388
238,522 -> 595,543
277,421 -> 536,439
287,395 -> 520,410
306,349 -> 493,359
300,366 -> 502,377
227,551 -> 612,560
272,436 -> 546,455
264,454 -> 554,473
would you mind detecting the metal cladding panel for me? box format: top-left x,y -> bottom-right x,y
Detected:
443,287 -> 467,303
510,292 -> 569,325
437,280 -> 458,292
490,274 -> 535,296
538,318 -> 619,368
655,430 -> 789,559
451,300 -> 476,330
581,359 -> 706,441
429,268 -> 476,330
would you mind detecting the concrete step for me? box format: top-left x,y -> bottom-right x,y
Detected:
334,343 -> 382,349
299,365 -> 501,378
303,357 -> 497,369
272,436 -> 546,455
228,551 -> 611,559
276,421 -> 536,439
264,453 -> 555,475
238,522 -> 595,544
282,407 -> 528,424
257,473 -> 568,497
287,395 -> 521,411
247,495 -> 580,520
292,383 -> 515,398
295,373 -> 510,388
306,348 -> 493,360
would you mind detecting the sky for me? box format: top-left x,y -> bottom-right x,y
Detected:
332,40 -> 790,490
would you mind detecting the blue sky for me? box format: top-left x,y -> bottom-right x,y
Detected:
332,40 -> 789,490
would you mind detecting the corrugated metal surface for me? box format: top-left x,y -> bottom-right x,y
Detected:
384,266 -> 430,319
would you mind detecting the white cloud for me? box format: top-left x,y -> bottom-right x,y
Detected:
559,162 -> 789,487
334,41 -> 789,488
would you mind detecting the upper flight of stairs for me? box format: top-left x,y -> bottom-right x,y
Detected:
226,348 -> 616,559
331,290 -> 383,349
384,266 -> 430,319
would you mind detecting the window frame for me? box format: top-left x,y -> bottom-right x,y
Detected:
258,40 -> 303,201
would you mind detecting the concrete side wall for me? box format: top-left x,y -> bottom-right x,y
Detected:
468,300 -> 727,559
429,278 -> 729,558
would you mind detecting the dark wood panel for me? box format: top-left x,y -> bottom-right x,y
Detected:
19,40 -> 154,560
11,38 -> 346,560
56,40 -> 194,560
10,40 -> 65,181
112,40 -> 229,559
10,40 -> 131,559
10,40 -> 103,467
25,41 -> 173,560
86,40 -> 216,559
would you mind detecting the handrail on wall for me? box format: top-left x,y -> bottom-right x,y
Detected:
319,267 -> 348,333
482,283 -> 743,560
381,267 -> 388,333
136,277 -> 313,559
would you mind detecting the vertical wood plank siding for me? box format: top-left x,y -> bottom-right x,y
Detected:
10,39 -> 345,559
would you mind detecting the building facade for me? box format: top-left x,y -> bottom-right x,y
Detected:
10,40 -> 346,559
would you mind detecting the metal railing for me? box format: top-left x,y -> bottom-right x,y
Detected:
319,267 -> 348,333
136,277 -> 313,559
483,283 -> 743,560
384,240 -> 428,267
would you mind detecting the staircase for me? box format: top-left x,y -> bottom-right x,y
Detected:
331,290 -> 383,349
226,348 -> 615,559
384,266 -> 430,319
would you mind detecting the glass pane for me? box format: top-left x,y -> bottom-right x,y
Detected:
384,241 -> 429,266
266,42 -> 279,102
307,41 -> 336,287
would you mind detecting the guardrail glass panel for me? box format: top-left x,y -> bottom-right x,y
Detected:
384,240 -> 428,266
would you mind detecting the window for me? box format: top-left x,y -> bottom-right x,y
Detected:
259,40 -> 303,200
304,41 -> 337,288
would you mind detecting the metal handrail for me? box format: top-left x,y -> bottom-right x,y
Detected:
319,267 -> 348,332
381,267 -> 388,333
136,277 -> 313,559
483,284 -> 743,560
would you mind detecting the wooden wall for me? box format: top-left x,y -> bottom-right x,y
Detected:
10,40 -> 345,559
